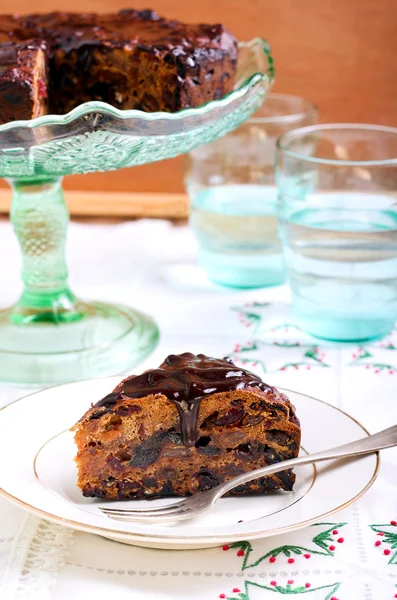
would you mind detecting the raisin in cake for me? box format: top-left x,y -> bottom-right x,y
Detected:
0,9 -> 237,124
72,353 -> 301,500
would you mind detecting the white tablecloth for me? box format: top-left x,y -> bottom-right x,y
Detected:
0,219 -> 396,600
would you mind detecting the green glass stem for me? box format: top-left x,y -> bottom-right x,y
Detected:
8,177 -> 82,324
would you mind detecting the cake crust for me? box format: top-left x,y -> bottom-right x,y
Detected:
72,353 -> 301,500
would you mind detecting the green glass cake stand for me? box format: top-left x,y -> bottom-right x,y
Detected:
0,38 -> 274,385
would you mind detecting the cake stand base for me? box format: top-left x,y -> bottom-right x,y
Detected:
0,300 -> 159,385
0,177 -> 159,385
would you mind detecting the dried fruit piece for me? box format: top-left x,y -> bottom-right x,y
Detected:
215,408 -> 244,426
242,414 -> 264,427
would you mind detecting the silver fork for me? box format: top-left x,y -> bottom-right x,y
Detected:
99,424 -> 397,523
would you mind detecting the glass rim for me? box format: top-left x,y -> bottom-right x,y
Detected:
248,93 -> 318,125
276,123 -> 397,167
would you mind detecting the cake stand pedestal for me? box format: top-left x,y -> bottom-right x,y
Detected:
0,38 -> 274,385
2,176 -> 158,384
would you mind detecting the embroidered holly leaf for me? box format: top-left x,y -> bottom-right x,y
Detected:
225,579 -> 341,599
303,346 -> 329,366
359,363 -> 396,374
311,522 -> 347,553
246,302 -> 271,308
265,322 -> 301,334
370,524 -> 397,564
277,345 -> 330,371
230,355 -> 267,374
384,342 -> 396,350
251,302 -> 271,308
279,361 -> 329,372
349,345 -> 397,373
228,522 -> 347,570
373,336 -> 397,351
242,313 -> 261,327
370,363 -> 395,371
231,303 -> 270,317
230,341 -> 330,374
230,303 -> 272,334
349,347 -> 373,363
232,342 -> 261,353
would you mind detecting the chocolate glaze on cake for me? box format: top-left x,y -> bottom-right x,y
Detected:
96,353 -> 274,446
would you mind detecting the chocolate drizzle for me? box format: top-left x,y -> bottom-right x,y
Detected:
95,353 -> 274,446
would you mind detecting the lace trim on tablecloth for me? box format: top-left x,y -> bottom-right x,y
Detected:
1,515 -> 73,600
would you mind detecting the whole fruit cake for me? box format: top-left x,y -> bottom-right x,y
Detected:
0,9 -> 238,124
72,353 -> 301,500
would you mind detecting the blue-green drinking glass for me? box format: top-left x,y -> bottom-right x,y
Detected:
276,123 -> 397,342
186,94 -> 317,289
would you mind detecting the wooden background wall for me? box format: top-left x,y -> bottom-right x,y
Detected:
1,0 -> 396,194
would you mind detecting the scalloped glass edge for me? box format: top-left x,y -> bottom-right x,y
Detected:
0,37 -> 274,134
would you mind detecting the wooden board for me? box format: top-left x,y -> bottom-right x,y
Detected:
0,0 -> 396,197
0,189 -> 189,218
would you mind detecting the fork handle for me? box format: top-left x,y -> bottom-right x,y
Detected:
214,424 -> 397,499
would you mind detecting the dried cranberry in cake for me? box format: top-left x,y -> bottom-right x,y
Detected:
72,353 -> 301,500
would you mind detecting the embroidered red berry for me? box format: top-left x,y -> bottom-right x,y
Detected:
337,537 -> 344,543
305,583 -> 311,588
269,556 -> 276,563
222,545 -> 229,551
303,553 -> 311,559
232,589 -> 240,594
332,530 -> 338,535
330,597 -> 338,600
329,545 -> 335,551
288,558 -> 295,564
391,520 -> 397,526
288,580 -> 294,585
270,581 -> 277,586
394,594 -> 397,598
219,595 -> 226,599
237,550 -> 244,557
384,549 -> 391,555
377,532 -> 385,536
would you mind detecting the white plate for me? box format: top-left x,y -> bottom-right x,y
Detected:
0,378 -> 379,549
